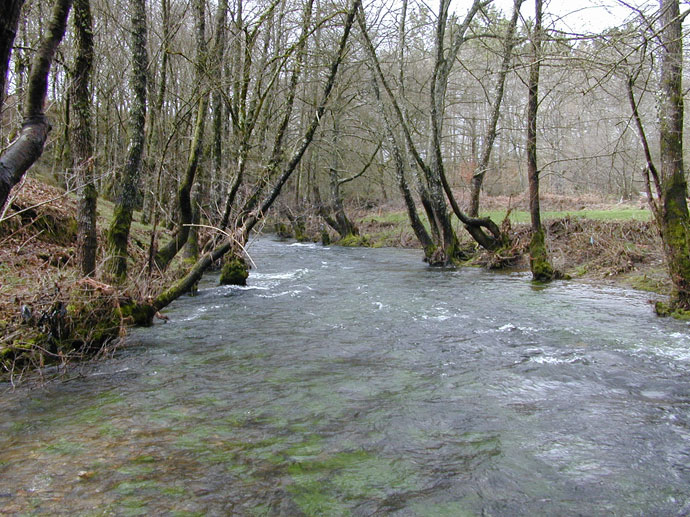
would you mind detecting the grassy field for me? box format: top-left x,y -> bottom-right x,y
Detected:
361,207 -> 651,227
485,208 -> 651,222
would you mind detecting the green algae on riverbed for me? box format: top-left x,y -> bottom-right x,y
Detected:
1,239 -> 690,515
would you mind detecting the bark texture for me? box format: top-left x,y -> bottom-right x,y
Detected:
527,0 -> 554,282
71,0 -> 98,276
0,0 -> 25,113
657,0 -> 690,309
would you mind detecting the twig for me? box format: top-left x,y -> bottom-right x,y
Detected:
15,229 -> 45,253
183,223 -> 257,268
0,168 -> 112,224
0,175 -> 28,221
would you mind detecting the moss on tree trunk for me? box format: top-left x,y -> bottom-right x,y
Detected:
657,0 -> 690,311
659,175 -> 690,309
106,0 -> 147,282
529,227 -> 554,282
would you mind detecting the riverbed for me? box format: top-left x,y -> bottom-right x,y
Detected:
1,238 -> 689,515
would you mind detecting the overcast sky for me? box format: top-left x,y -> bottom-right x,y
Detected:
461,0 -> 656,33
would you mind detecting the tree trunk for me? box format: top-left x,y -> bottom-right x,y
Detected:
657,0 -> 690,309
140,0 -> 171,226
468,0 -> 523,217
105,0 -> 148,282
326,115 -> 358,238
431,0 -> 506,257
0,0 -> 72,213
154,0 -> 209,270
527,0 -> 554,282
211,0 -> 228,180
0,0 -> 25,113
70,0 -> 97,277
376,86 -> 434,251
11,10 -> 28,118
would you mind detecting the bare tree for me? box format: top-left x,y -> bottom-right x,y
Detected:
526,0 -> 554,281
371,71 -> 435,251
233,0 -> 314,225
218,0 -> 283,231
360,0 -> 508,264
154,0 -> 209,270
468,0 -> 524,217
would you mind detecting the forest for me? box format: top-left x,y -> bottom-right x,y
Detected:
1,0 -> 690,371
3,1 -> 690,514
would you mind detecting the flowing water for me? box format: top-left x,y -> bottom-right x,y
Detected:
2,238 -> 690,516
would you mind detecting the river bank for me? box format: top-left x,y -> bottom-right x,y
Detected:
0,178 -> 669,380
0,178 -> 168,381
276,194 -> 669,296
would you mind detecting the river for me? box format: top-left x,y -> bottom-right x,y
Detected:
1,238 -> 690,515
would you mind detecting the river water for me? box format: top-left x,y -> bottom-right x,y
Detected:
2,238 -> 690,515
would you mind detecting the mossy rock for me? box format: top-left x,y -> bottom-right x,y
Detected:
220,256 -> 249,286
654,301 -> 690,320
337,234 -> 372,247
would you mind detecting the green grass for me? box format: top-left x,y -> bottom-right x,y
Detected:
0,263 -> 29,292
363,207 -> 650,227
482,208 -> 651,223
92,196 -> 153,236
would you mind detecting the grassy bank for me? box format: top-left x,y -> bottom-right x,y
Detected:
350,203 -> 667,295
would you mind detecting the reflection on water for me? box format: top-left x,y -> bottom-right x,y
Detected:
1,238 -> 690,515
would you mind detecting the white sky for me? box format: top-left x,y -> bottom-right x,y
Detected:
462,0 -> 657,33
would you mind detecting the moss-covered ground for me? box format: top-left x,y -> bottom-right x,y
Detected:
0,176 -> 175,381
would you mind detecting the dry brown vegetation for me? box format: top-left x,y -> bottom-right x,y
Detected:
0,179 -> 162,383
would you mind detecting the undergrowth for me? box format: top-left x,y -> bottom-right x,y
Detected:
0,178 -> 174,385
